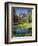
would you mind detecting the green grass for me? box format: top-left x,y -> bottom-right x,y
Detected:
16,22 -> 32,29
16,33 -> 32,37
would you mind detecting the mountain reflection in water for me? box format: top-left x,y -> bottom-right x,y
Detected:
16,28 -> 32,34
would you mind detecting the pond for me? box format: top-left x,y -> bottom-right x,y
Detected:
12,28 -> 32,37
16,28 -> 32,34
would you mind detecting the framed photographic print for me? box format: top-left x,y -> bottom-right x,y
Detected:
5,2 -> 37,44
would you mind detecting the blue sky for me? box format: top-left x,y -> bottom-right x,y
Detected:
15,8 -> 32,15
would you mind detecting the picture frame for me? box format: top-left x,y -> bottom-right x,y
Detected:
5,2 -> 37,44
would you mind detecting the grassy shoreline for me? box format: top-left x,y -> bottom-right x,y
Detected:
16,33 -> 32,37
13,22 -> 32,29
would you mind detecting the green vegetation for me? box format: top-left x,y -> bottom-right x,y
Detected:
13,22 -> 32,29
16,33 -> 32,37
17,22 -> 32,28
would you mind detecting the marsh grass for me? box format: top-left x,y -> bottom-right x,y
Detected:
16,33 -> 32,37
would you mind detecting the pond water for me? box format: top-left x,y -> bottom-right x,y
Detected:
15,28 -> 32,34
